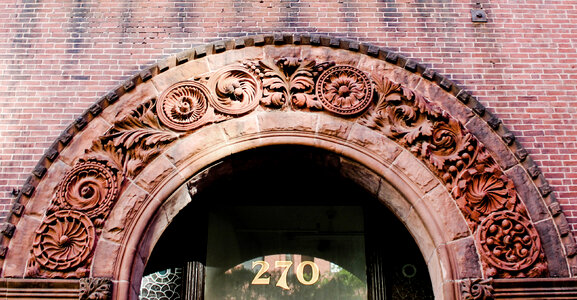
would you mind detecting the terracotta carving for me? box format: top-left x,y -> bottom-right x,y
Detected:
316,65 -> 374,115
207,65 -> 261,115
92,99 -> 178,178
246,58 -> 334,109
455,165 -> 517,223
52,159 -> 120,225
460,278 -> 494,300
477,211 -> 546,278
27,210 -> 95,278
21,56 -> 549,280
80,277 -> 112,300
156,80 -> 211,131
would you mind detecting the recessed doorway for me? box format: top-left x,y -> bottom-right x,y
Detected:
140,146 -> 433,299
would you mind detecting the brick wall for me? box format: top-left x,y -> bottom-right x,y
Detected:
1,0 -> 576,237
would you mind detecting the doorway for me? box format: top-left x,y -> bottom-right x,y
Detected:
140,146 -> 433,299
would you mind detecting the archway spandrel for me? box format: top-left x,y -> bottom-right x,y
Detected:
3,36 -> 575,299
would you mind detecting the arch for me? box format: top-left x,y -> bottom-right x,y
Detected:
1,34 -> 575,299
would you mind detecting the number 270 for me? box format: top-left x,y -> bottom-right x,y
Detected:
251,260 -> 320,290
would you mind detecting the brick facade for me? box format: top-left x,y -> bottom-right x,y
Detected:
1,0 -> 576,241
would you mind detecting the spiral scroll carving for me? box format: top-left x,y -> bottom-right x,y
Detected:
208,65 -> 261,115
54,159 -> 120,221
316,65 -> 373,116
477,211 -> 546,277
156,81 -> 210,131
29,210 -> 95,276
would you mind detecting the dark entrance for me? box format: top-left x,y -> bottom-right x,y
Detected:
141,146 -> 433,299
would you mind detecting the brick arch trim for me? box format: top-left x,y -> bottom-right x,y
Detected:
1,34 -> 575,298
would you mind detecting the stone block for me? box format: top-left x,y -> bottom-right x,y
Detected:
423,185 -> 470,241
534,219 -> 569,277
257,111 -> 318,133
134,155 -> 177,193
91,237 -> 121,278
220,114 -> 260,140
465,116 -> 518,170
103,183 -> 149,244
392,150 -> 438,194
416,79 -> 474,126
59,117 -> 112,166
505,165 -> 549,222
25,160 -> 71,217
164,124 -> 227,168
3,215 -> 42,277
447,237 -> 482,279
316,113 -> 353,140
348,123 -> 402,164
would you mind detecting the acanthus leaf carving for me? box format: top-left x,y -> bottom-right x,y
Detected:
247,58 -> 335,110
80,277 -> 112,300
90,98 -> 179,178
460,278 -> 494,300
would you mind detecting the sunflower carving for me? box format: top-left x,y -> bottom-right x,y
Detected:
316,65 -> 373,115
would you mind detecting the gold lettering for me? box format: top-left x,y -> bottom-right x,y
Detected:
296,261 -> 320,285
251,261 -> 270,285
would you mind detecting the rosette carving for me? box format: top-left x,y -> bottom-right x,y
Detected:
316,65 -> 374,115
477,211 -> 546,278
461,278 -> 494,300
28,210 -> 95,278
156,81 -> 210,131
208,65 -> 261,115
455,165 -> 517,223
53,159 -> 120,223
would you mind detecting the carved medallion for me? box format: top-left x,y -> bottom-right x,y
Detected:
156,81 -> 210,131
316,65 -> 373,115
54,159 -> 120,220
477,211 -> 544,276
456,166 -> 517,222
30,210 -> 95,274
208,65 -> 261,115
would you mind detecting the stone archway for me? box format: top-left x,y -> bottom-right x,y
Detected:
1,34 -> 576,299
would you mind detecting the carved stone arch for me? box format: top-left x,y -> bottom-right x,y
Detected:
1,34 -> 576,299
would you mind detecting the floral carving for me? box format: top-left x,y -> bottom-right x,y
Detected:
156,80 -> 210,131
455,165 -> 517,223
461,278 -> 494,300
28,210 -> 95,278
477,211 -> 546,278
53,159 -> 120,224
91,98 -> 178,178
247,58 -> 334,109
316,65 -> 374,115
80,277 -> 112,300
207,65 -> 261,115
